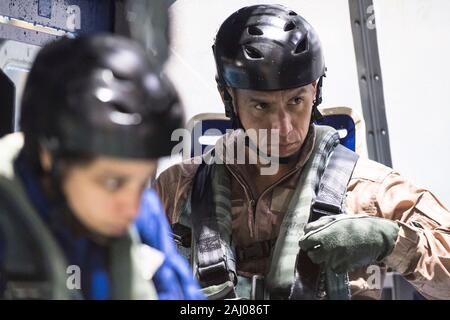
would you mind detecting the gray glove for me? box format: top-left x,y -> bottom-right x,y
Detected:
299,214 -> 400,274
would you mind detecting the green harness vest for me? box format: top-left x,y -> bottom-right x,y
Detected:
177,125 -> 357,300
0,133 -> 158,299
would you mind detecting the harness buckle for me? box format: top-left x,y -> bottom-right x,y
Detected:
197,259 -> 236,287
311,199 -> 342,219
171,223 -> 192,248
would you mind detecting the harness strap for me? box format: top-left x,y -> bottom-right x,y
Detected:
183,126 -> 358,300
290,144 -> 359,300
190,163 -> 236,297
267,126 -> 339,299
312,144 -> 359,218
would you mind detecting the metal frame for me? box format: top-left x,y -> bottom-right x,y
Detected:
348,0 -> 392,167
349,1 -> 425,300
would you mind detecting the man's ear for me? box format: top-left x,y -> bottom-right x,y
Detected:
311,80 -> 318,91
39,146 -> 53,172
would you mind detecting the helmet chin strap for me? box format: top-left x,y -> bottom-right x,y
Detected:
222,88 -> 243,130
312,75 -> 325,122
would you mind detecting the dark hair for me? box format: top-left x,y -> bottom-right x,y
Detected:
21,136 -> 95,178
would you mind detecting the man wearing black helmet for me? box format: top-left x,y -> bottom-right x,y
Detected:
0,35 -> 203,299
156,4 -> 450,300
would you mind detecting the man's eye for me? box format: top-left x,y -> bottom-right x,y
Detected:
289,97 -> 304,105
255,103 -> 268,110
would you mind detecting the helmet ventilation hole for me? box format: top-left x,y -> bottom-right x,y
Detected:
294,36 -> 308,54
111,102 -> 131,114
284,21 -> 296,32
289,11 -> 298,16
248,25 -> 264,36
243,45 -> 264,60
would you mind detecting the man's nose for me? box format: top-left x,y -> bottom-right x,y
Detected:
272,110 -> 293,138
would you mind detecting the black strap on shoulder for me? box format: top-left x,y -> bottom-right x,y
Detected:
291,144 -> 359,300
311,144 -> 359,219
190,163 -> 236,297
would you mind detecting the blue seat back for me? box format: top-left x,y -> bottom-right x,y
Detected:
315,114 -> 356,151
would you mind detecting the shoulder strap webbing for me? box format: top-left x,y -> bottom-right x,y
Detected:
312,144 -> 360,219
290,144 -> 359,300
266,125 -> 338,299
190,163 -> 236,299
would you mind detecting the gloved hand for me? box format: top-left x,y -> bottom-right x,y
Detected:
298,214 -> 400,274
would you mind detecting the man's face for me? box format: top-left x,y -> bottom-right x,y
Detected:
229,83 -> 316,158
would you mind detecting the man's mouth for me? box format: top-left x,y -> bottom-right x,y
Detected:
267,141 -> 301,157
276,141 -> 300,148
280,142 -> 297,147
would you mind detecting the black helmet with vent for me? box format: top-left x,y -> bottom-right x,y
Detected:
213,4 -> 326,127
21,35 -> 184,160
